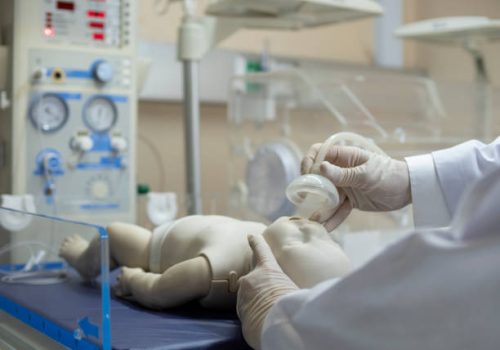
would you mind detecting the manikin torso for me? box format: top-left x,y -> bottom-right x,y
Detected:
148,215 -> 350,308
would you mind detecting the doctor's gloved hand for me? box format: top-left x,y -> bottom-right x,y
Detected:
302,144 -> 411,231
237,235 -> 298,350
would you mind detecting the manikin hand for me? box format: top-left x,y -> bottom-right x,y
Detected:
114,266 -> 144,298
237,235 -> 298,350
302,144 -> 411,231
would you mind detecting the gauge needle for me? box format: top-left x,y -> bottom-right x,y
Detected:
45,106 -> 57,118
97,106 -> 105,119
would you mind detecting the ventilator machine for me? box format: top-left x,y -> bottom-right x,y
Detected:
0,0 -> 137,226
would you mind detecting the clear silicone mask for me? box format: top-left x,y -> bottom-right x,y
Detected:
286,132 -> 385,222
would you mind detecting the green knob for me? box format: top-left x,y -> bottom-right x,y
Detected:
137,184 -> 150,195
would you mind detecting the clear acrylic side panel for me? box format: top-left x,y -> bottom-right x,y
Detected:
227,69 -> 437,225
229,68 -> 452,142
227,67 -> 500,229
431,81 -> 499,142
0,207 -> 110,350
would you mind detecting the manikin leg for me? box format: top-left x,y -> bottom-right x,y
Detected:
59,222 -> 152,279
115,256 -> 211,309
60,222 -> 213,309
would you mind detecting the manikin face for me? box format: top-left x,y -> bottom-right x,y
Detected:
262,216 -> 351,288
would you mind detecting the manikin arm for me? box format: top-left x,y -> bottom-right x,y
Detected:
116,256 -> 211,309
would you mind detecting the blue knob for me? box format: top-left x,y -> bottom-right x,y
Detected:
93,60 -> 114,83
47,156 -> 60,172
34,149 -> 64,176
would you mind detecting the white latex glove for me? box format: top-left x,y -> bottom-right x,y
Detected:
302,144 -> 411,231
237,235 -> 299,350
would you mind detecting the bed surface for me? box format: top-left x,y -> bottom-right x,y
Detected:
0,268 -> 250,350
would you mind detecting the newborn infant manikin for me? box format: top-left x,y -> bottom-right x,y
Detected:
59,215 -> 350,309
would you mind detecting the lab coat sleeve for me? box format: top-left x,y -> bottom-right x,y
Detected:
261,167 -> 500,350
431,137 -> 500,215
405,154 -> 450,228
261,279 -> 341,349
262,230 -> 500,350
405,137 -> 500,228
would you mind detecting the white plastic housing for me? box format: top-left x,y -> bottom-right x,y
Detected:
395,16 -> 500,45
206,0 -> 383,29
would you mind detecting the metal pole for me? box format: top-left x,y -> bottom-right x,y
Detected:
182,59 -> 202,214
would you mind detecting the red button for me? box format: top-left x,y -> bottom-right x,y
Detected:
44,27 -> 55,36
93,33 -> 105,40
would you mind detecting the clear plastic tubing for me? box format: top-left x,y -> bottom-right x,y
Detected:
286,132 -> 385,222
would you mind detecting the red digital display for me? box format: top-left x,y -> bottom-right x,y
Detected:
57,1 -> 75,11
89,22 -> 105,29
93,33 -> 105,41
87,11 -> 106,18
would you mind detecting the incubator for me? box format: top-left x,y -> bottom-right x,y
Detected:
226,66 -> 500,243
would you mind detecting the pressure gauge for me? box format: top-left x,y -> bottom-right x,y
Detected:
29,94 -> 69,133
83,96 -> 118,133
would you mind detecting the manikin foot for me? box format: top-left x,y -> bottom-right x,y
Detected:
59,234 -> 100,280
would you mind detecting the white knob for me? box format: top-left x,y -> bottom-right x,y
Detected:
72,136 -> 94,152
111,137 -> 127,152
90,180 -> 110,199
32,67 -> 46,81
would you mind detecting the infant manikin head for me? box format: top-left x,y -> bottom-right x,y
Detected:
262,216 -> 351,288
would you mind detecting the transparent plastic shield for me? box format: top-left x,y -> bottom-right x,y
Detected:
431,80 -> 499,142
227,68 -> 442,223
0,207 -> 110,350
229,68 -> 452,142
227,67 -> 500,227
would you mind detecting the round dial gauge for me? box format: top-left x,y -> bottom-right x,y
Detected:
29,94 -> 69,133
83,96 -> 118,133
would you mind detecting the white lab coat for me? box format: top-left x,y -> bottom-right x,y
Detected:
261,138 -> 500,350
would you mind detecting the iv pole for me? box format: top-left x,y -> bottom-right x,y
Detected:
177,0 -> 239,215
179,1 -> 202,215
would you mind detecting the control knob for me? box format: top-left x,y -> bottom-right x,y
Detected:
90,179 -> 111,200
71,135 -> 94,152
93,60 -> 114,83
111,136 -> 127,152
